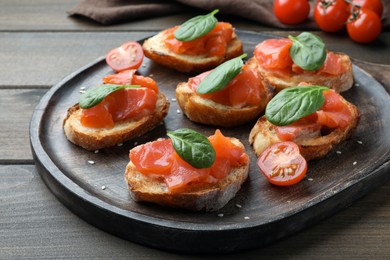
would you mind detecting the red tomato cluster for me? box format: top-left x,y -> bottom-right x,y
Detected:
273,0 -> 383,43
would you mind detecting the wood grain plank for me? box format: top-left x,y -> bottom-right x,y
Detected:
0,32 -> 151,87
0,0 -> 265,32
1,165 -> 389,258
1,31 -> 389,88
0,89 -> 46,162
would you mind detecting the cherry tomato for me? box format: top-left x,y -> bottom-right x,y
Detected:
257,142 -> 307,186
106,41 -> 144,72
347,7 -> 382,43
314,0 -> 350,32
351,0 -> 383,17
273,0 -> 310,25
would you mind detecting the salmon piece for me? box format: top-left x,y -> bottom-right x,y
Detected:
316,90 -> 353,128
188,65 -> 263,108
254,38 -> 293,70
275,90 -> 354,140
318,52 -> 347,75
131,130 -> 247,192
208,129 -> 249,167
164,22 -> 234,56
103,69 -> 159,92
166,152 -> 216,192
275,114 -> 321,141
130,139 -> 174,175
80,87 -> 157,128
80,101 -> 114,129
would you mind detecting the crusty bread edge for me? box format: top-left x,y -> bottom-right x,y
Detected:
257,53 -> 354,93
175,57 -> 275,127
124,138 -> 249,211
249,97 -> 360,161
63,92 -> 169,151
142,29 -> 243,73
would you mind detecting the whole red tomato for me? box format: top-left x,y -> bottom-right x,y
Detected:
351,0 -> 383,17
274,0 -> 310,25
314,0 -> 350,32
347,7 -> 382,43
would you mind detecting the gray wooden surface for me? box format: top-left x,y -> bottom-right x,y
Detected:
1,0 -> 390,258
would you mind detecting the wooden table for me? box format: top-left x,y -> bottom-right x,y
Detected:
1,1 -> 390,258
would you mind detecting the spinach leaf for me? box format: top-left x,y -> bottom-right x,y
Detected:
167,128 -> 216,169
289,32 -> 327,71
79,84 -> 139,109
174,9 -> 219,42
265,85 -> 329,126
196,53 -> 247,94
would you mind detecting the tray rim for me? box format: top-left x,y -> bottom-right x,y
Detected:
29,30 -> 390,252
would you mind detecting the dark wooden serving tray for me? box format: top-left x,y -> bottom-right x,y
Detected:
30,31 -> 390,254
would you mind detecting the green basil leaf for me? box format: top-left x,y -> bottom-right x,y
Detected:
79,84 -> 140,109
265,85 -> 329,126
289,32 -> 327,71
174,9 -> 219,42
167,128 -> 216,169
196,53 -> 247,94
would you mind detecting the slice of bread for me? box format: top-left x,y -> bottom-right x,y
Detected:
125,138 -> 249,211
63,92 -> 169,151
175,57 -> 275,127
142,29 -> 243,73
258,52 -> 354,93
249,98 -> 359,161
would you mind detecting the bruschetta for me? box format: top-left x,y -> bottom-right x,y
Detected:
63,70 -> 169,150
176,56 -> 275,127
125,129 -> 249,211
254,33 -> 354,93
142,9 -> 243,73
249,84 -> 359,161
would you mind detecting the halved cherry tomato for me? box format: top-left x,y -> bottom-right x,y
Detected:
346,7 -> 382,43
314,0 -> 350,32
273,0 -> 310,25
106,41 -> 144,72
351,0 -> 383,17
257,141 -> 307,186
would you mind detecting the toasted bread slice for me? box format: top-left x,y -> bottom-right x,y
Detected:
142,29 -> 243,73
258,52 -> 354,93
249,98 -> 359,161
175,57 -> 275,127
63,92 -> 169,151
125,138 -> 249,211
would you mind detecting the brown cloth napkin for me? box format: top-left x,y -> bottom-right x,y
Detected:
68,0 -> 389,29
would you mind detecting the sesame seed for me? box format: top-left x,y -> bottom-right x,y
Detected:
80,86 -> 86,90
235,204 -> 242,208
149,74 -> 154,77
94,150 -> 99,154
79,90 -> 86,94
308,178 -> 313,181
353,161 -> 357,165
355,83 -> 360,87
117,143 -> 123,147
134,141 -> 138,146
357,140 -> 363,144
336,150 -> 342,154
176,109 -> 181,114
141,64 -> 146,68
87,160 -> 95,165
171,98 -> 177,102
101,185 -> 106,190
217,213 -> 224,217
244,216 -> 250,220
287,200 -> 291,203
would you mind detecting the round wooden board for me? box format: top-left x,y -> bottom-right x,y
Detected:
30,31 -> 390,254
